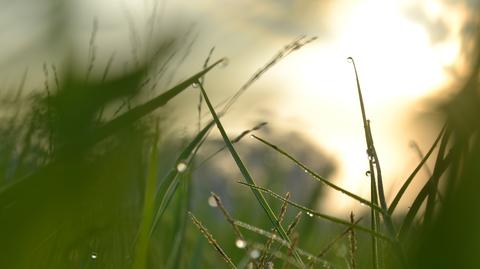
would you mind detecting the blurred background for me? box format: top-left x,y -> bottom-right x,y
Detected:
0,0 -> 479,268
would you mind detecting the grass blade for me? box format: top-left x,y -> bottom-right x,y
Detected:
237,181 -> 391,242
150,120 -> 215,233
251,134 -> 384,214
388,125 -> 446,214
91,59 -> 226,145
398,149 -> 453,239
198,82 -> 305,267
132,130 -> 159,269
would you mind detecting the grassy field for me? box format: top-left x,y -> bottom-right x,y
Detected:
1,5 -> 480,268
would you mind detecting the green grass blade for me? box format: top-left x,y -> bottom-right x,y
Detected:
423,127 -> 451,225
150,121 -> 215,234
198,83 -> 305,267
251,134 -> 384,214
132,131 -> 160,269
237,182 -> 392,242
0,59 -> 225,200
388,125 -> 446,214
91,59 -> 226,144
166,170 -> 192,269
398,149 -> 453,239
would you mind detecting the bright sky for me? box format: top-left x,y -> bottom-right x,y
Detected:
0,0 -> 472,214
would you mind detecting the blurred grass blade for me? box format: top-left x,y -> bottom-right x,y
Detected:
388,125 -> 446,214
251,134 -> 384,214
0,59 -> 225,199
132,131 -> 159,269
198,82 -> 305,267
91,59 -> 226,145
166,169 -> 192,269
237,181 -> 391,242
189,212 -> 237,269
398,149 -> 453,239
388,126 -> 445,214
423,127 -> 451,225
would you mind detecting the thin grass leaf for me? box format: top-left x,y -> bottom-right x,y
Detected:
150,121 -> 215,233
259,192 -> 291,268
233,220 -> 328,264
251,134 -> 384,214
166,169 -> 192,269
0,59 -> 225,199
348,58 -> 381,269
388,125 -> 446,214
198,82 -> 305,267
410,140 -> 446,207
237,182 -> 391,242
398,149 -> 453,239
189,212 -> 237,269
349,57 -> 405,268
424,127 -> 451,225
132,128 -> 159,269
349,212 -> 357,269
196,122 -> 268,168
91,59 -> 226,145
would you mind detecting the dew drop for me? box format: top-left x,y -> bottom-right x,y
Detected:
347,57 -> 353,63
90,252 -> 98,260
176,162 -> 187,172
220,58 -> 229,68
360,202 -> 365,206
365,170 -> 371,176
249,249 -> 260,259
192,82 -> 199,88
307,212 -> 314,217
235,238 -> 247,249
208,195 -> 218,207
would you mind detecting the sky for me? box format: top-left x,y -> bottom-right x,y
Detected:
0,0 -> 477,214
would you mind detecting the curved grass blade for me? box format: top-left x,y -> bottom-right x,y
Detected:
237,182 -> 391,242
388,125 -> 446,214
91,58 -> 226,145
198,83 -> 305,267
150,120 -> 215,234
251,134 -> 384,214
398,149 -> 453,239
0,59 -> 225,199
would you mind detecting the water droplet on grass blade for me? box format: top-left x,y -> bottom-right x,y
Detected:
347,57 -> 353,63
235,239 -> 247,249
90,252 -> 98,260
220,58 -> 229,68
250,249 -> 260,259
365,170 -> 371,176
192,82 -> 199,88
208,195 -> 218,207
176,162 -> 187,172
307,212 -> 314,217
